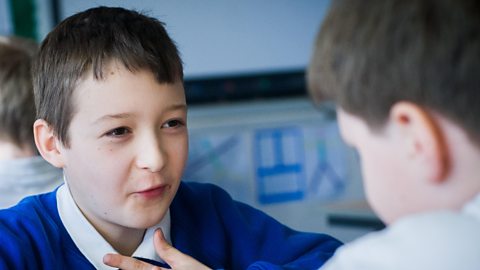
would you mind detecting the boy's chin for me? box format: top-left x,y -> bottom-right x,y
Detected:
122,211 -> 167,229
142,218 -> 165,229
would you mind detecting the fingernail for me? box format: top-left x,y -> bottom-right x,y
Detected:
103,254 -> 111,263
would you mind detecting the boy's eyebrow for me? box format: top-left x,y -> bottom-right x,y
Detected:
166,104 -> 187,112
92,113 -> 131,125
91,104 -> 187,125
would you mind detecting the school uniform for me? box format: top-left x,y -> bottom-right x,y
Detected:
321,193 -> 480,270
0,181 -> 342,270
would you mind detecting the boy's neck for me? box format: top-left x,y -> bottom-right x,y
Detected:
113,230 -> 146,256
93,221 -> 147,256
0,141 -> 36,160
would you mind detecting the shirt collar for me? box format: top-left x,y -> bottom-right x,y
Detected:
57,182 -> 171,270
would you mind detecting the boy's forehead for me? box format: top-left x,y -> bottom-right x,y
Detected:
87,60 -> 130,81
73,62 -> 184,102
71,60 -> 185,108
74,60 -> 161,92
69,68 -> 186,129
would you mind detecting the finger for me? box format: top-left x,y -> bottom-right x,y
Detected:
153,229 -> 183,267
153,229 -> 172,257
153,229 -> 211,270
103,253 -> 163,270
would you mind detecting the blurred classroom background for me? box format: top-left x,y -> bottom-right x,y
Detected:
0,0 -> 384,242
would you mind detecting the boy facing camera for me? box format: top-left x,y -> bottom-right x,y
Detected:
0,6 -> 341,270
308,0 -> 480,269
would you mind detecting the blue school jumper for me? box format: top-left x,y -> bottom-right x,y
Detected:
0,182 -> 342,269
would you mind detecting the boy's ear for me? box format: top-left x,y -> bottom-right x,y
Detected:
33,119 -> 65,168
390,101 -> 449,183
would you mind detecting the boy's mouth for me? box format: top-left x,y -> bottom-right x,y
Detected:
135,184 -> 168,199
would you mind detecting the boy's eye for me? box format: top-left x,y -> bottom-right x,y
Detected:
162,119 -> 184,128
106,127 -> 131,137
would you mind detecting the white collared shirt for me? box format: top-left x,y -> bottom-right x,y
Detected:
57,182 -> 171,270
321,193 -> 480,270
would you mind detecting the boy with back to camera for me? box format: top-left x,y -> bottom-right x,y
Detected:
0,6 -> 342,270
307,0 -> 480,269
0,36 -> 63,208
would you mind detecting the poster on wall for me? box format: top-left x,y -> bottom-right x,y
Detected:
184,99 -> 361,208
185,121 -> 354,206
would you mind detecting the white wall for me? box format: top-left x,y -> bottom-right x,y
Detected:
58,0 -> 330,79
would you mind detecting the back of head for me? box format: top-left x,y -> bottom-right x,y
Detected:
33,6 -> 184,147
0,36 -> 38,151
308,0 -> 480,146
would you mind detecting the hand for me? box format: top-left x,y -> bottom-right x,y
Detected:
103,229 -> 212,270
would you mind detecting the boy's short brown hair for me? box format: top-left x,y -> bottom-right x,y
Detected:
0,36 -> 38,150
308,0 -> 480,143
33,6 -> 184,147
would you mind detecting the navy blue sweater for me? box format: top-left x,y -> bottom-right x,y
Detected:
0,182 -> 341,269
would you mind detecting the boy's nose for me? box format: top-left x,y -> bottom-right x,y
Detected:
135,134 -> 166,173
